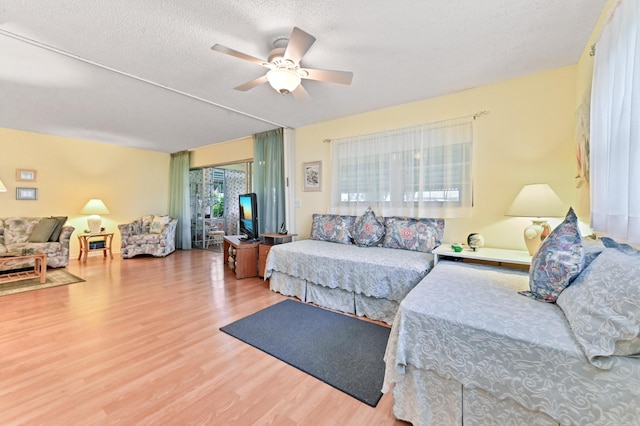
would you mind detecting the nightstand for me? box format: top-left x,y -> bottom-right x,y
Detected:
77,232 -> 114,263
433,245 -> 532,270
258,233 -> 297,277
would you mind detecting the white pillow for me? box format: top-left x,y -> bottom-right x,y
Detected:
149,215 -> 170,234
557,248 -> 640,369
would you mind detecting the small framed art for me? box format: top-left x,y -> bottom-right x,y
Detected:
303,161 -> 322,192
16,169 -> 37,182
16,187 -> 38,200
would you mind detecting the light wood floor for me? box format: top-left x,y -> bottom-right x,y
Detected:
0,249 -> 407,425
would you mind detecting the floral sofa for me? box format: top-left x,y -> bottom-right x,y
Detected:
0,216 -> 74,270
383,209 -> 640,425
118,215 -> 177,259
265,208 -> 444,324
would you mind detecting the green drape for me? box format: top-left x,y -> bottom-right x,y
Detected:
253,129 -> 285,235
168,151 -> 191,249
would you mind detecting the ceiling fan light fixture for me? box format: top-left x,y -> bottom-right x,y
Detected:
266,68 -> 301,94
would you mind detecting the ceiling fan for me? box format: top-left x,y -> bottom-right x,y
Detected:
211,27 -> 353,101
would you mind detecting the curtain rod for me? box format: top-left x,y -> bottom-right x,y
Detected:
323,110 -> 490,143
589,0 -> 622,57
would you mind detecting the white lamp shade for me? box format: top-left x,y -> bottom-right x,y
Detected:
80,199 -> 111,215
0,179 -> 6,192
266,68 -> 301,94
506,184 -> 565,218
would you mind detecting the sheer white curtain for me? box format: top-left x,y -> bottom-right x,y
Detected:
590,0 -> 640,243
330,117 -> 473,218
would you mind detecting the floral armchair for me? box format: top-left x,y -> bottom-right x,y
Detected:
118,215 -> 177,259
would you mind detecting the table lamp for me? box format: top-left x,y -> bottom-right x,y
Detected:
80,199 -> 110,234
506,184 -> 566,255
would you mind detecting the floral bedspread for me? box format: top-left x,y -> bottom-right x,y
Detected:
264,239 -> 433,302
383,260 -> 640,426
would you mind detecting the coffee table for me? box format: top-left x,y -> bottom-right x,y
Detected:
0,252 -> 47,285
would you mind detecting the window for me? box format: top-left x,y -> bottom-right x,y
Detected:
330,117 -> 473,218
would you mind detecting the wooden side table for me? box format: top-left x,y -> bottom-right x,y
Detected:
258,233 -> 297,277
223,235 -> 260,279
78,232 -> 114,263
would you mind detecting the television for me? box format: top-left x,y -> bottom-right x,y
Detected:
238,193 -> 259,241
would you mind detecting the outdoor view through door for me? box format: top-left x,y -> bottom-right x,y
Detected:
189,163 -> 251,248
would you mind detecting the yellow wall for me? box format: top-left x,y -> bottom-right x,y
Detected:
190,136 -> 253,168
0,128 -> 170,256
293,66 -> 579,250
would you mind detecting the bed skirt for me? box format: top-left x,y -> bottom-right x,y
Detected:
269,271 -> 399,324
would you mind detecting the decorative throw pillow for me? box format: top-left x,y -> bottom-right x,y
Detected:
600,237 -> 640,256
557,248 -> 640,369
48,216 -> 68,242
140,215 -> 154,233
28,218 -> 59,242
521,207 -> 584,303
382,217 -> 444,252
351,207 -> 385,247
310,214 -> 356,244
582,238 -> 606,269
4,218 -> 38,244
149,215 -> 170,234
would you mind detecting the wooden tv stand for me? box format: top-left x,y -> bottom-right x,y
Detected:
223,235 -> 260,279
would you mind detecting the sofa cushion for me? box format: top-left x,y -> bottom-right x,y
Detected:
149,215 -> 170,234
557,247 -> 640,369
141,215 -> 154,234
4,218 -> 39,244
28,218 -> 59,242
522,207 -> 584,303
352,207 -> 385,247
129,234 -> 164,245
310,214 -> 355,245
382,217 -> 444,253
48,216 -> 68,242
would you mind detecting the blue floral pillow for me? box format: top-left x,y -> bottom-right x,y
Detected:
600,237 -> 640,256
310,214 -> 356,245
352,207 -> 385,247
521,207 -> 584,303
382,217 -> 444,252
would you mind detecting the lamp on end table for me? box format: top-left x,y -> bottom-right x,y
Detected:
80,199 -> 110,234
506,184 -> 565,256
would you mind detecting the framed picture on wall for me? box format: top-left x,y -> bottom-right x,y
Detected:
303,161 -> 322,192
16,169 -> 37,182
16,187 -> 38,200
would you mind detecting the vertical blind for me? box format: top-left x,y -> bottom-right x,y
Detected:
330,116 -> 474,218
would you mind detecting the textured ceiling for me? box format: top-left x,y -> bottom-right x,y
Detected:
0,0 -> 605,153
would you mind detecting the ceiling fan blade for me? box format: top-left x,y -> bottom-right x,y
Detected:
211,44 -> 270,68
284,27 -> 316,64
234,75 -> 268,91
291,84 -> 311,102
299,68 -> 353,85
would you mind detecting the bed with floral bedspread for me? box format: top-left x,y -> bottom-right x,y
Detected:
383,233 -> 640,425
264,210 -> 443,324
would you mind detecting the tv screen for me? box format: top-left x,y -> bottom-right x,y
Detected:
238,193 -> 258,241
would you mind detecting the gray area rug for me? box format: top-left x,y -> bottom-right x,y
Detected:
0,269 -> 85,296
220,299 -> 390,407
